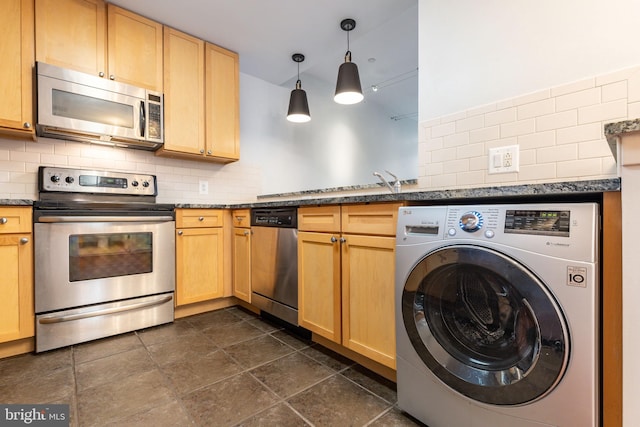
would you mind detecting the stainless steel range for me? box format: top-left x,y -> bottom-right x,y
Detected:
33,166 -> 175,352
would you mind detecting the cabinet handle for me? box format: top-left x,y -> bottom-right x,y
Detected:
20,237 -> 29,244
235,216 -> 245,222
198,216 -> 204,221
244,231 -> 249,236
330,236 -> 337,243
340,237 -> 346,243
200,149 -> 205,154
99,71 -> 105,77
23,122 -> 31,129
177,230 -> 183,235
207,150 -> 212,155
0,217 -> 7,224
109,75 -> 115,80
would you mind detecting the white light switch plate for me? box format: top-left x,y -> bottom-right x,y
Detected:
488,145 -> 519,174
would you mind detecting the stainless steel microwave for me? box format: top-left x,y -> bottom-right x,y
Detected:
36,62 -> 164,150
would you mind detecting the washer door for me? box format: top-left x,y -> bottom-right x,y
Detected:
402,245 -> 569,405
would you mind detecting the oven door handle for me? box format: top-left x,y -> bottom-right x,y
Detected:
38,295 -> 173,324
37,215 -> 175,223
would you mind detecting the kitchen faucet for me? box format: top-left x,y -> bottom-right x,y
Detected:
373,170 -> 401,193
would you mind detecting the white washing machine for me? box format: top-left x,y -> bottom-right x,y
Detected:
395,203 -> 599,427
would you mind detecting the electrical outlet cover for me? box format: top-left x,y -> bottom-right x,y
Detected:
488,145 -> 519,174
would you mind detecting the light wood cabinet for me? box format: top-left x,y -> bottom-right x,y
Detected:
157,27 -> 240,163
232,209 -> 251,303
35,0 -> 163,91
0,0 -> 34,138
175,209 -> 225,306
0,207 -> 34,343
298,203 -> 402,369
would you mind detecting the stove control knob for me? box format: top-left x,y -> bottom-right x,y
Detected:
131,181 -> 139,187
142,181 -> 150,188
50,175 -> 60,183
65,176 -> 74,184
459,211 -> 483,232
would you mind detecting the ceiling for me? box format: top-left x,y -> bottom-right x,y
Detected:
108,0 -> 419,120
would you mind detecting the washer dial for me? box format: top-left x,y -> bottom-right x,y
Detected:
459,211 -> 484,232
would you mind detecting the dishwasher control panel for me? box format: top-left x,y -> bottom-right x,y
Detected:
251,208 -> 298,228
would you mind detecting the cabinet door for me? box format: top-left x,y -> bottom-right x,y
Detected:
107,5 -> 163,91
232,228 -> 251,303
0,0 -> 34,136
175,227 -> 224,305
0,234 -> 34,343
341,234 -> 396,369
205,43 -> 239,161
298,231 -> 341,343
35,0 -> 107,77
161,27 -> 205,155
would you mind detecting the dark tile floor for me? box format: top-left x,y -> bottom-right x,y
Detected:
0,307 -> 425,426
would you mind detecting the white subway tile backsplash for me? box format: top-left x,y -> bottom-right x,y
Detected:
537,144 -> 577,164
602,81 -> 628,102
457,142 -> 484,159
466,103 -> 497,117
443,159 -> 469,173
578,99 -> 627,124
470,126 -> 500,143
518,131 -> 555,150
556,123 -> 602,145
518,163 -> 556,181
578,140 -> 613,159
457,170 -> 485,186
628,70 -> 640,103
511,89 -> 551,107
517,99 -> 555,120
500,119 -> 535,138
431,122 -> 456,138
440,111 -> 467,124
628,101 -> 640,119
555,88 -> 601,112
443,132 -> 470,147
456,115 -> 484,132
536,110 -> 578,131
431,147 -> 456,163
595,66 -> 640,86
556,158 -> 602,178
485,108 -> 516,127
551,78 -> 595,97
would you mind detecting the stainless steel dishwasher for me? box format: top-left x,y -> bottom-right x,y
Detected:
251,207 -> 298,325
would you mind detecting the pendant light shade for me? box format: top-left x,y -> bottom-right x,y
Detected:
335,19 -> 363,105
287,53 -> 310,123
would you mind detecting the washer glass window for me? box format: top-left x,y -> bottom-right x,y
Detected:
402,245 -> 569,405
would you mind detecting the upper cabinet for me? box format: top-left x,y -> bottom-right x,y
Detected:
35,0 -> 163,91
0,0 -> 35,138
157,27 -> 240,163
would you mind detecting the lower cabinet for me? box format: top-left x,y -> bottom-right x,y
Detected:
175,209 -> 225,305
232,209 -> 251,303
298,203 -> 402,369
0,207 -> 34,343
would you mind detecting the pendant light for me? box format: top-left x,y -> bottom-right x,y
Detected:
287,53 -> 311,123
334,18 -> 363,105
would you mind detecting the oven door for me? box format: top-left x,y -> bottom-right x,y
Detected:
35,219 -> 175,313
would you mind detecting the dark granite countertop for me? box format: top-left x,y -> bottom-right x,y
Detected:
0,199 -> 33,206
5,179 -> 621,210
177,178 -> 621,209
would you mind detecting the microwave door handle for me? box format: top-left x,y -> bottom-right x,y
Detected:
140,101 -> 146,138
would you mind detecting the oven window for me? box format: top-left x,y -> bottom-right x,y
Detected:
69,232 -> 153,282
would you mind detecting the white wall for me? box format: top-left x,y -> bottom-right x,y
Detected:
420,0 -> 640,121
242,73 -> 418,195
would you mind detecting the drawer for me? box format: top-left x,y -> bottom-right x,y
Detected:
341,203 -> 403,236
298,205 -> 341,233
231,209 -> 250,228
0,207 -> 32,234
176,208 -> 224,228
